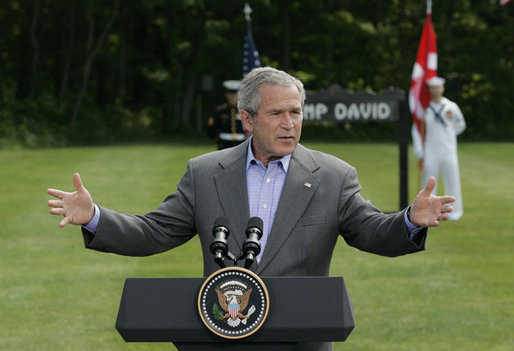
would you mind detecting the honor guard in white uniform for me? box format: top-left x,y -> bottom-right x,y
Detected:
412,76 -> 466,220
207,80 -> 248,150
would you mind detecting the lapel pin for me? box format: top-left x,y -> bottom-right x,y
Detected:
304,182 -> 312,188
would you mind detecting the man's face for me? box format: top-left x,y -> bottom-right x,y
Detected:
241,84 -> 303,167
429,85 -> 444,100
226,92 -> 238,107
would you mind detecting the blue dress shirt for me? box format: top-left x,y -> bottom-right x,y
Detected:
84,139 -> 423,250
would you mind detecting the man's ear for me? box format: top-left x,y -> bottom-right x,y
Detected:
240,110 -> 254,132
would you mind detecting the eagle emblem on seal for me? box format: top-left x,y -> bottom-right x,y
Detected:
214,280 -> 256,327
198,267 -> 270,338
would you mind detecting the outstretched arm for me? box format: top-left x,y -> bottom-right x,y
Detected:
47,173 -> 95,227
409,176 -> 456,227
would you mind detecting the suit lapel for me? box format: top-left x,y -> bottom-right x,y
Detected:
213,141 -> 251,249
257,144 -> 320,274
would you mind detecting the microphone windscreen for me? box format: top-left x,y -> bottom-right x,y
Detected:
214,216 -> 230,229
247,216 -> 263,231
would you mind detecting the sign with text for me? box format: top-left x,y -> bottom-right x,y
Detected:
303,85 -> 404,123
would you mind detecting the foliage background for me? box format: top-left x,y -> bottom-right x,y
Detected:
0,0 -> 512,148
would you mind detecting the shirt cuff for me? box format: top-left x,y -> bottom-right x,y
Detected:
83,204 -> 100,233
404,206 -> 424,240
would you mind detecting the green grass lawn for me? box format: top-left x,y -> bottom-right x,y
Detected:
0,142 -> 512,350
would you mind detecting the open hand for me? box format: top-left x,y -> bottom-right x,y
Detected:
410,177 -> 456,227
47,173 -> 95,227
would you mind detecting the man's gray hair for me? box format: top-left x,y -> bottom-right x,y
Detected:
237,66 -> 306,117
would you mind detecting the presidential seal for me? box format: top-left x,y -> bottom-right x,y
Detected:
197,267 -> 269,339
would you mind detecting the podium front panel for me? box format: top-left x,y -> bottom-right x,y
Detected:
116,276 -> 354,343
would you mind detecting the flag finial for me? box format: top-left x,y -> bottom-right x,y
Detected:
243,3 -> 252,21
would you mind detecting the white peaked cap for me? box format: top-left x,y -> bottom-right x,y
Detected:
222,80 -> 241,91
427,76 -> 446,87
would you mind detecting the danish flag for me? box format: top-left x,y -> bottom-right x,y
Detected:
409,11 -> 437,145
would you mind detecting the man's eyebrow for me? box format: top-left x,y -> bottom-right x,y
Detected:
266,106 -> 301,114
265,108 -> 285,114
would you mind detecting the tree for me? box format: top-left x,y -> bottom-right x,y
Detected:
0,0 -> 512,147
70,0 -> 119,129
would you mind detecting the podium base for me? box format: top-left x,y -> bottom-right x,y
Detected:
175,342 -> 297,351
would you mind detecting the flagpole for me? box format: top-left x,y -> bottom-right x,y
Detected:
419,0 -> 431,186
243,3 -> 252,21
420,0 -> 430,181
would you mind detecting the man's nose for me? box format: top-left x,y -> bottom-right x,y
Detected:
280,113 -> 295,128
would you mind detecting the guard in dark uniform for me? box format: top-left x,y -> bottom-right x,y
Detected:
207,80 -> 248,150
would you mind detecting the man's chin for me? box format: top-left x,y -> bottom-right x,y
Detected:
276,145 -> 296,156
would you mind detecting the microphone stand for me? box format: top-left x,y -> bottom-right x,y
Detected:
210,217 -> 263,270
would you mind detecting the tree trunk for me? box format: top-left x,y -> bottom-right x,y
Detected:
324,1 -> 334,85
443,3 -> 454,54
29,0 -> 41,100
181,71 -> 198,125
118,2 -> 128,106
59,0 -> 76,100
279,0 -> 291,71
70,0 -> 119,129
172,64 -> 184,129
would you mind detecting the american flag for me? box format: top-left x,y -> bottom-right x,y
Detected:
242,4 -> 261,77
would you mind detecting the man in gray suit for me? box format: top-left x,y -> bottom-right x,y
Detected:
48,67 -> 456,350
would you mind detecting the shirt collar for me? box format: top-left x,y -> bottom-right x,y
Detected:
246,137 -> 291,172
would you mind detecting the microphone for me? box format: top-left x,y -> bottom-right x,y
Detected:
210,217 -> 231,268
243,217 -> 263,268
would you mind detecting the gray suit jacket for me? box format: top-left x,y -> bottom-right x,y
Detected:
84,139 -> 426,276
82,140 -> 426,351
